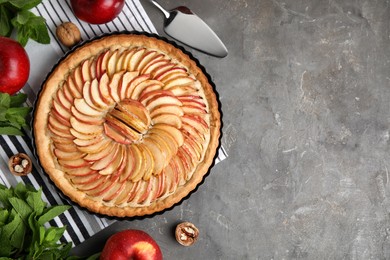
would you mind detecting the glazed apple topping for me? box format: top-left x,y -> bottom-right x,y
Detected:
48,46 -> 212,207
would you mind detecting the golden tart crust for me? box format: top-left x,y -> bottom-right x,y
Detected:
34,34 -> 221,217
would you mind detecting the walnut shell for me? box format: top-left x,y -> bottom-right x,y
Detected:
175,222 -> 199,246
8,153 -> 32,176
56,22 -> 81,48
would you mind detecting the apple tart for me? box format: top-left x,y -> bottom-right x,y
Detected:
33,34 -> 221,217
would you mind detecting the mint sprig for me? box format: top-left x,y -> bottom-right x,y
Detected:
0,182 -> 72,259
0,92 -> 32,136
0,0 -> 50,46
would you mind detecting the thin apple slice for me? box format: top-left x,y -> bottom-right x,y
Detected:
70,128 -> 100,140
102,181 -> 127,202
162,75 -> 195,90
108,71 -> 125,103
182,105 -> 207,115
70,171 -> 103,185
54,149 -> 85,161
136,50 -> 158,72
74,98 -> 102,117
71,106 -> 104,125
103,123 -> 132,145
155,172 -> 166,199
125,74 -> 150,99
90,78 -> 110,110
142,59 -> 170,75
58,158 -> 89,169
98,73 -> 115,105
56,88 -> 72,110
127,47 -> 146,71
179,97 -> 207,110
110,108 -> 148,134
142,138 -> 166,176
181,122 -> 205,143
130,180 -> 149,204
63,165 -> 96,177
136,180 -> 153,205
83,81 -> 105,111
89,58 -> 97,79
75,175 -> 109,191
146,95 -> 182,112
52,135 -> 75,144
152,113 -> 182,128
147,132 -> 176,161
155,66 -> 187,81
138,143 -> 154,181
139,89 -> 172,105
168,84 -> 199,96
73,135 -> 104,147
149,104 -> 184,118
99,145 -> 124,175
146,135 -> 172,169
105,114 -> 142,141
52,99 -> 71,120
85,142 -> 118,162
119,48 -> 137,71
81,59 -> 92,83
66,75 -> 82,98
129,144 -> 144,182
181,115 -> 209,133
72,66 -> 84,92
70,116 -> 103,135
150,63 -> 175,78
62,82 -> 75,103
90,142 -> 119,170
153,123 -> 184,147
126,181 -> 141,203
119,145 -> 135,182
118,99 -> 151,127
51,109 -> 71,127
107,49 -> 119,76
130,80 -> 164,100
53,142 -> 79,153
77,138 -> 111,154
139,53 -> 165,74
48,123 -> 74,139
164,161 -> 179,193
48,114 -> 70,133
119,71 -> 139,100
114,181 -> 135,205
181,140 -> 201,164
148,128 -> 179,155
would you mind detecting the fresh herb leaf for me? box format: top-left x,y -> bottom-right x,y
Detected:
0,0 -> 50,46
0,184 -> 72,259
9,93 -> 28,107
38,205 -> 71,225
0,93 -> 31,136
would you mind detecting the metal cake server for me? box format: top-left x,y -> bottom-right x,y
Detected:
147,0 -> 228,58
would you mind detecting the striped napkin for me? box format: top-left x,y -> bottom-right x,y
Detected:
0,0 -> 227,247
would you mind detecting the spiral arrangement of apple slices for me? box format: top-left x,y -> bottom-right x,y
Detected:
48,46 -> 211,207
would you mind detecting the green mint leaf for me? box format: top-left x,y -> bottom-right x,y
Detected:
0,93 -> 11,109
11,10 -> 50,46
10,220 -> 26,250
26,189 -> 46,216
0,5 -> 13,37
0,209 -> 9,226
38,205 -> 71,225
0,184 -> 13,208
8,197 -> 33,223
8,0 -> 42,10
10,93 -> 28,107
0,126 -> 23,135
0,213 -> 22,255
43,226 -> 66,245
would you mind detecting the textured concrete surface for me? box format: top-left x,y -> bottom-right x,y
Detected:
114,0 -> 390,259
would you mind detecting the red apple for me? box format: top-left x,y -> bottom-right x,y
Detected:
100,229 -> 163,260
0,37 -> 30,95
70,0 -> 125,24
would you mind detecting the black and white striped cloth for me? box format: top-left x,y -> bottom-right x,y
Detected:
0,0 -> 227,247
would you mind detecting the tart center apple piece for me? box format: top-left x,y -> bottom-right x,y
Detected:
34,34 -> 221,217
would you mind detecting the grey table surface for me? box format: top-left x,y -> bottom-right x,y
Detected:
99,0 -> 390,259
